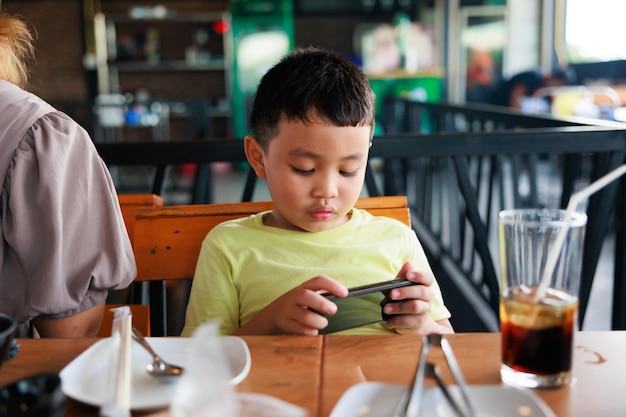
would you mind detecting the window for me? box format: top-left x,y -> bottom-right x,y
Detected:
566,0 -> 626,63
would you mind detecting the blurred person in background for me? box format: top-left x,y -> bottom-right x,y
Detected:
465,49 -> 495,104
488,68 -> 576,110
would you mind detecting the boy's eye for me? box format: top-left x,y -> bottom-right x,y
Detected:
291,166 -> 314,175
290,166 -> 360,177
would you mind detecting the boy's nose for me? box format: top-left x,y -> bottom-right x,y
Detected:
312,175 -> 338,199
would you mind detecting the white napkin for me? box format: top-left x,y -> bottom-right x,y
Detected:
170,321 -> 239,417
170,322 -> 308,417
100,306 -> 132,417
238,393 -> 308,417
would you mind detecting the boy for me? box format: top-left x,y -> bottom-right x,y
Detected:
182,47 -> 452,336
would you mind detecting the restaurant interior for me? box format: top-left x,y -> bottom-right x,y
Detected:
7,0 -> 626,140
2,1 -> 626,416
3,0 -> 626,318
4,0 -> 626,334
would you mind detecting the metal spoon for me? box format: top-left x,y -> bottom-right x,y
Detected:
131,327 -> 184,380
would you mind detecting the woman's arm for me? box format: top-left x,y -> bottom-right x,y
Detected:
31,301 -> 106,338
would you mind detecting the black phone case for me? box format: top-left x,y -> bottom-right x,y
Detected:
318,278 -> 418,333
322,278 -> 417,301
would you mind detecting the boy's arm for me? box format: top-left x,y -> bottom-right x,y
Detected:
182,237 -> 241,336
233,276 -> 347,336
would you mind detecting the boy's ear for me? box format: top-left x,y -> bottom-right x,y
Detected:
244,135 -> 267,179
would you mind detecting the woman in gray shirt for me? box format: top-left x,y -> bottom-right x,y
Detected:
0,12 -> 136,337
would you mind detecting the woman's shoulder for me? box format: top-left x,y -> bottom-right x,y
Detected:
14,111 -> 96,170
0,81 -> 54,118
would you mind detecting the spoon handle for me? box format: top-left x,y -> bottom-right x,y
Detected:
131,327 -> 160,362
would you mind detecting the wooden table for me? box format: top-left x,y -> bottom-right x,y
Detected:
321,332 -> 626,417
0,336 -> 323,417
2,332 -> 625,416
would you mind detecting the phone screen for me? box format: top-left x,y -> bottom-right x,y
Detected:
319,279 -> 416,334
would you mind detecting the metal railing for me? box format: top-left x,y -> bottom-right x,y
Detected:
377,98 -> 626,331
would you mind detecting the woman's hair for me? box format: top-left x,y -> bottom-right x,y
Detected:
250,46 -> 376,150
0,13 -> 35,88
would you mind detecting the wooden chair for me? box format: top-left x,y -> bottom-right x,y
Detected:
117,193 -> 164,245
132,196 -> 410,336
96,194 -> 163,337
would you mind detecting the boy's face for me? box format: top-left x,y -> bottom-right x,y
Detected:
245,114 -> 371,232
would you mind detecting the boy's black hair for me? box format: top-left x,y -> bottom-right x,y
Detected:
249,46 -> 375,150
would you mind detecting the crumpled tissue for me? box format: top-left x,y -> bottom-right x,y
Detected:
170,321 -> 307,417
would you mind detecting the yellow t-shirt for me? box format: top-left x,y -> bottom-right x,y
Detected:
181,208 -> 450,336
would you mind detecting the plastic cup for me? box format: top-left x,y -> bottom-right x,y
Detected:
498,208 -> 587,389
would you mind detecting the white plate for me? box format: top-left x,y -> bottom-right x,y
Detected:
330,381 -> 557,417
60,336 -> 250,410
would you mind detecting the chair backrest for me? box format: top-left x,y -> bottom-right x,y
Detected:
117,193 -> 164,245
132,195 -> 409,335
133,196 -> 409,282
97,194 -> 163,337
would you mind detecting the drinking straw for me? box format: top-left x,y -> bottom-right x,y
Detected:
535,164 -> 626,302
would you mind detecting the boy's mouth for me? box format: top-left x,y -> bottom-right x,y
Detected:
309,211 -> 333,221
309,207 -> 334,221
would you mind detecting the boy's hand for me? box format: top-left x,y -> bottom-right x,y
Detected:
235,276 -> 347,336
382,262 -> 453,334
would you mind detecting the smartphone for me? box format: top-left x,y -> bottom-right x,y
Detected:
318,278 -> 418,334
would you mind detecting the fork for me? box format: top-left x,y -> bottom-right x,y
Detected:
392,334 -> 475,417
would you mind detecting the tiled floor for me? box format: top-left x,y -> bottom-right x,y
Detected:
116,163 -> 615,331
582,234 -> 614,330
